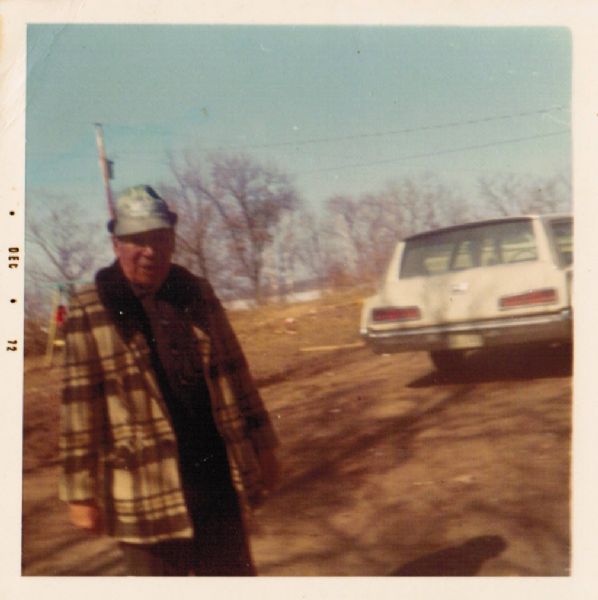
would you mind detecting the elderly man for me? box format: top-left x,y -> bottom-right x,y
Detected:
59,185 -> 280,576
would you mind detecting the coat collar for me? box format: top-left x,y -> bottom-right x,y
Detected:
95,261 -> 204,341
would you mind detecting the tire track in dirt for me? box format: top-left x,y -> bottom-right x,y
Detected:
22,312 -> 571,575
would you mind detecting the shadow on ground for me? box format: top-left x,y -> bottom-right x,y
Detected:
22,338 -> 570,575
390,535 -> 508,576
409,345 -> 572,388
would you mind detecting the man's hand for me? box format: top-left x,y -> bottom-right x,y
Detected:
68,502 -> 103,534
257,448 -> 281,492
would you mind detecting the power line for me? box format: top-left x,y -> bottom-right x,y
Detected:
205,106 -> 569,152
29,105 -> 569,158
109,128 -> 571,177
26,110 -> 570,181
298,129 -> 570,175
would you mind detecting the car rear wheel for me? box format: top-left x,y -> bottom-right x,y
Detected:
429,350 -> 467,372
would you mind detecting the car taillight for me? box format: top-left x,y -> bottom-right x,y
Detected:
372,306 -> 421,322
499,288 -> 558,309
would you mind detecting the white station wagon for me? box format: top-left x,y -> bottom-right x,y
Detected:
360,214 -> 573,371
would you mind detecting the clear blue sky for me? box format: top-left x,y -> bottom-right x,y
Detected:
26,25 -> 571,221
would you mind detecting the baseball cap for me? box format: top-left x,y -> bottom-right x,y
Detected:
108,185 -> 178,236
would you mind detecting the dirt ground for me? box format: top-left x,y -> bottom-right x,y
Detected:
21,288 -> 572,576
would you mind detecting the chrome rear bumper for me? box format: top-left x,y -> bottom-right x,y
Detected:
362,308 -> 572,353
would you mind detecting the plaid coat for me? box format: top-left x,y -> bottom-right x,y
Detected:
59,262 -> 278,544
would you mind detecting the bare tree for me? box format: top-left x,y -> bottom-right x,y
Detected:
380,174 -> 471,237
259,208 -> 332,299
477,172 -> 571,217
324,174 -> 470,283
325,192 -> 404,282
160,154 -> 236,295
25,198 -> 109,354
210,154 -> 300,301
325,194 -> 372,280
166,152 -> 301,302
27,200 -> 106,284
290,209 -> 331,289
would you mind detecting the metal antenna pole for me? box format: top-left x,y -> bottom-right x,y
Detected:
94,123 -> 115,218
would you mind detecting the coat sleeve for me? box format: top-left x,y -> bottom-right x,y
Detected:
58,291 -> 105,503
199,279 -> 279,452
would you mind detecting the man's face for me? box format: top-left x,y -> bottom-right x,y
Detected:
112,228 -> 175,290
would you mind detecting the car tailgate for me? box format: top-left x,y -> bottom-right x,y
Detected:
371,260 -> 569,330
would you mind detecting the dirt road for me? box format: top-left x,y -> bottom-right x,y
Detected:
22,291 -> 571,576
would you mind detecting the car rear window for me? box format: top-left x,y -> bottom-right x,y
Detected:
549,219 -> 573,267
400,220 -> 538,278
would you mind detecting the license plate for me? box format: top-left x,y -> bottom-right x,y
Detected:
448,333 -> 483,349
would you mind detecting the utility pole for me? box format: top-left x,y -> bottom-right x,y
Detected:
94,123 -> 115,218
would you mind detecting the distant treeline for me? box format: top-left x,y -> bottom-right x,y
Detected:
25,151 -> 570,333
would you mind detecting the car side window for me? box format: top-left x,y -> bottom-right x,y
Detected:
550,220 -> 573,267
